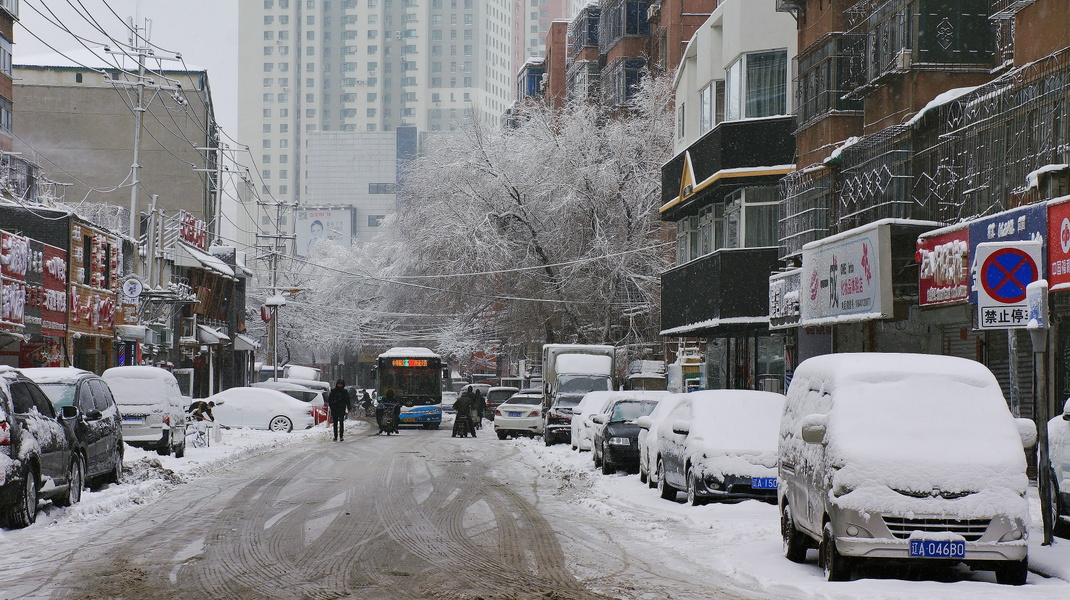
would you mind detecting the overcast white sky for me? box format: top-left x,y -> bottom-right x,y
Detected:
16,0 -> 239,135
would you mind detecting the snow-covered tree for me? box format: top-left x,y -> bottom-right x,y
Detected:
379,74 -> 675,362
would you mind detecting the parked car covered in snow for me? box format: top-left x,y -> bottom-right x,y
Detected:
636,393 -> 689,487
252,380 -> 328,424
591,394 -> 665,475
651,390 -> 783,505
779,353 -> 1036,584
23,367 -> 124,488
570,391 -> 617,451
1048,397 -> 1070,536
102,366 -> 187,458
0,366 -> 84,528
493,389 -> 543,439
208,387 -> 316,432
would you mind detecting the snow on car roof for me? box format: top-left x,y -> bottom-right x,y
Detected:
686,390 -> 785,453
796,352 -> 999,391
102,365 -> 179,382
379,347 -> 440,358
19,367 -> 93,383
790,353 -> 1029,514
209,386 -> 301,404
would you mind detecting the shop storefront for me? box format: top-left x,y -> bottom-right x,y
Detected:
68,222 -> 120,371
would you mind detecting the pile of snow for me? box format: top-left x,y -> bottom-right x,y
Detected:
0,423 -> 351,531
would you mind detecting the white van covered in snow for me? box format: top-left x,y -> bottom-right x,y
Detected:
778,353 -> 1036,585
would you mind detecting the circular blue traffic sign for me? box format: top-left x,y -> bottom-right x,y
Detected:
980,248 -> 1037,304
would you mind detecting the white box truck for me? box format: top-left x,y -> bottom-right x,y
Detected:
541,344 -> 615,445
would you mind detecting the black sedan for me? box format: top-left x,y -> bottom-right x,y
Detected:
591,398 -> 661,475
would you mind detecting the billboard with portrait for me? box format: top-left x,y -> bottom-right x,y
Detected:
294,207 -> 355,257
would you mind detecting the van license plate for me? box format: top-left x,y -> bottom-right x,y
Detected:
751,477 -> 777,489
122,416 -> 144,424
909,540 -> 965,559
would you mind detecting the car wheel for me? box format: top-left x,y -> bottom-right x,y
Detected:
657,458 -> 676,501
685,467 -> 703,506
995,558 -> 1028,585
55,455 -> 85,507
602,444 -> 616,475
639,467 -> 647,484
156,431 -> 170,456
106,448 -> 124,485
782,504 -> 808,563
6,466 -> 39,528
269,415 -> 294,432
820,522 -> 852,582
543,431 -> 553,446
174,431 -> 186,458
430,423 -> 440,430
593,444 -> 602,467
497,431 -> 508,440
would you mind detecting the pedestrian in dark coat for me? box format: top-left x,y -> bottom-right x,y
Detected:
327,379 -> 350,441
472,389 -> 486,429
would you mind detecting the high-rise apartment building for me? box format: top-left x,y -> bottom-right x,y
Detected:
238,0 -> 514,250
511,0 -> 571,75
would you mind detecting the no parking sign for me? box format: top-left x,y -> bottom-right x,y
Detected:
974,240 -> 1043,329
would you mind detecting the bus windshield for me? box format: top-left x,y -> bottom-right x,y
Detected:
379,365 -> 440,397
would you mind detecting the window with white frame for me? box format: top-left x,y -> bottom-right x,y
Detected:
724,50 -> 787,121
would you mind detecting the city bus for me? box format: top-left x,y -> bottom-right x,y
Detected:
376,347 -> 444,429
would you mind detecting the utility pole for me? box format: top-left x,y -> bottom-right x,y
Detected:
108,17 -> 183,239
252,177 -> 295,382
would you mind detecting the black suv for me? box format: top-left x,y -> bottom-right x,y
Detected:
23,368 -> 124,489
0,366 -> 84,528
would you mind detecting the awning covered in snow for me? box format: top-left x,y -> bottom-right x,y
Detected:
197,325 -> 230,345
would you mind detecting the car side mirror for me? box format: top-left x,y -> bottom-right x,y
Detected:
592,414 -> 606,425
85,409 -> 103,421
635,416 -> 652,430
671,420 -> 690,435
60,405 -> 79,420
800,413 -> 828,445
1015,418 -> 1037,449
1064,413 -> 1070,422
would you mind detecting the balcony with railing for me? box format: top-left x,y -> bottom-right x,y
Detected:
842,0 -> 998,96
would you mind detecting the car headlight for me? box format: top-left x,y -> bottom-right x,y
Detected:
609,437 -> 630,446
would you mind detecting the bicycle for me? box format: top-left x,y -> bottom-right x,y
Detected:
186,416 -> 211,448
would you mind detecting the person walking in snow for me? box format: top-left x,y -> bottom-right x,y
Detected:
327,379 -> 350,441
472,389 -> 486,429
452,390 -> 475,438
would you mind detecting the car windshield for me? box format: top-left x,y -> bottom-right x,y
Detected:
38,382 -> 76,408
487,390 -> 517,403
503,394 -> 540,405
554,395 -> 583,408
558,375 -> 611,394
609,400 -> 658,422
281,390 -> 318,403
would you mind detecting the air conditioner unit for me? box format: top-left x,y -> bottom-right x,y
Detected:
896,50 -> 912,71
647,3 -> 660,22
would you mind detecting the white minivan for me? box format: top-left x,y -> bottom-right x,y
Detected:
779,353 -> 1036,585
102,366 -> 188,457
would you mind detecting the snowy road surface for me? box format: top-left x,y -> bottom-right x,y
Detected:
0,418 -> 1067,599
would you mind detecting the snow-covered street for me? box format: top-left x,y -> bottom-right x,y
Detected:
0,419 -> 1068,599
